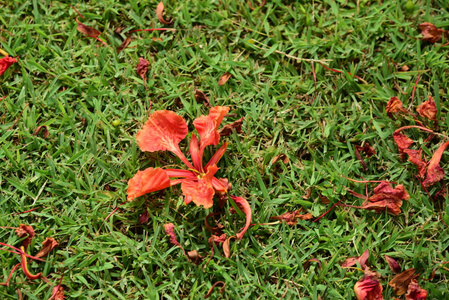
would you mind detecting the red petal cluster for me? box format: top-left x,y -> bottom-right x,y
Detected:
0,56 -> 17,75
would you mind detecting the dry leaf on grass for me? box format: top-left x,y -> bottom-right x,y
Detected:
218,72 -> 232,86
156,2 -> 173,25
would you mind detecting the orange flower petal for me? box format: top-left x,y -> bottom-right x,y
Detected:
181,165 -> 218,208
193,106 -> 230,150
423,140 -> 449,187
417,96 -> 437,121
393,131 -> 414,158
127,167 -> 171,201
404,149 -> 427,179
35,237 -> 59,258
205,142 -> 227,171
386,96 -> 407,117
189,133 -> 202,171
230,195 -> 252,240
137,110 -> 188,153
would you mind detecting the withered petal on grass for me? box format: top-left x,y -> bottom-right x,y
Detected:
354,269 -> 383,300
417,96 -> 437,121
384,255 -> 401,274
341,250 -> 369,269
76,22 -> 101,38
50,285 -> 65,300
0,55 -> 17,75
419,22 -> 446,43
405,279 -> 428,300
136,57 -> 149,81
35,237 -> 58,258
389,268 -> 419,296
393,131 -> 414,158
117,36 -> 132,54
404,149 -> 427,179
15,224 -> 35,250
219,117 -> 244,136
248,0 -> 267,10
138,210 -> 150,225
156,2 -> 174,25
205,281 -> 225,298
270,209 -> 313,226
422,140 -> 449,187
194,89 -> 211,107
164,223 -> 181,247
218,72 -> 232,86
33,125 -> 49,139
386,96 -> 408,117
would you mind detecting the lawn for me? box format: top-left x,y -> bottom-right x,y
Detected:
1,0 -> 449,299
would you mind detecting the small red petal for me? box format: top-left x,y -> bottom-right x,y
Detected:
423,141 -> 449,187
0,56 -> 17,76
417,96 -> 437,121
354,269 -> 383,300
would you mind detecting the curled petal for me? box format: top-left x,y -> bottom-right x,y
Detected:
193,106 -> 230,150
417,96 -> 437,121
386,96 -> 407,117
419,22 -> 445,43
404,149 -> 427,179
423,141 -> 449,187
384,255 -> 401,274
127,167 -> 171,201
164,223 -> 181,247
230,195 -> 252,240
0,56 -> 17,75
212,177 -> 228,192
156,2 -> 173,25
35,237 -> 59,258
389,268 -> 419,296
393,131 -> 414,158
181,165 -> 218,208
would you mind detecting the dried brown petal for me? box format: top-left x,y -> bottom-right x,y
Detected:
186,250 -> 203,264
393,131 -> 414,158
33,125 -> 49,139
138,210 -> 150,225
218,72 -> 232,86
156,2 -> 173,25
272,153 -> 289,165
194,89 -> 211,107
35,237 -> 59,258
384,255 -> 401,274
117,36 -> 131,54
389,268 -> 419,296
270,209 -> 313,226
205,281 -> 225,298
248,0 -> 267,10
417,96 -> 437,121
51,285 -> 65,300
15,224 -> 35,250
76,22 -> 101,38
386,96 -> 407,117
219,117 -> 244,136
419,22 -> 445,43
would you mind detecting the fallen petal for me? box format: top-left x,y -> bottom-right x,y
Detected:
15,224 -> 35,250
393,131 -> 414,158
354,269 -> 383,300
270,209 -> 313,226
384,255 -> 401,274
205,281 -> 226,298
230,196 -> 252,239
386,96 -> 407,117
405,279 -> 428,300
76,22 -> 100,38
218,72 -> 232,86
164,223 -> 181,247
136,57 -> 149,81
219,117 -> 244,136
127,167 -> 171,201
419,22 -> 445,43
138,210 -> 150,225
35,237 -> 58,258
423,141 -> 449,187
417,96 -> 437,121
389,268 -> 419,296
117,36 -> 132,54
156,2 -> 173,25
194,89 -> 211,107
404,149 -> 427,179
341,250 -> 369,269
33,125 -> 49,139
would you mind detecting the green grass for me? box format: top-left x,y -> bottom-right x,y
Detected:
1,0 -> 449,299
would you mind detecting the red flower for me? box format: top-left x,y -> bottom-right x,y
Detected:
0,56 -> 17,76
127,107 -> 252,238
